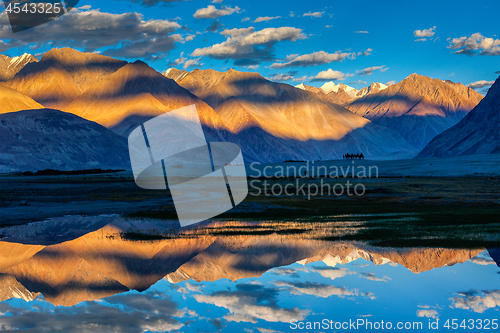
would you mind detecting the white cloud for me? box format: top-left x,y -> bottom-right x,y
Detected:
313,267 -> 355,280
359,272 -> 391,282
415,38 -> 427,42
212,0 -> 223,2
311,69 -> 353,81
325,25 -> 333,28
416,309 -> 439,319
355,31 -> 369,34
303,11 -> 324,18
289,11 -> 295,17
267,73 -> 294,82
194,289 -> 308,323
350,80 -> 367,85
358,65 -> 387,76
270,50 -> 357,69
414,26 -> 436,38
0,7 -> 181,59
191,26 -> 307,65
293,75 -> 308,82
247,65 -> 259,69
220,27 -> 256,37
467,80 -> 495,89
451,290 -> 500,313
241,17 -> 251,22
193,5 -> 242,19
274,281 -> 355,298
254,16 -> 281,23
448,33 -> 500,56
172,52 -> 186,66
183,58 -> 202,69
386,80 -> 396,85
184,282 -> 202,292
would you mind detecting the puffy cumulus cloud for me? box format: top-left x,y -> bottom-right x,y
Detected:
267,73 -> 294,82
194,283 -> 309,323
193,5 -> 242,19
293,75 -> 308,82
269,50 -> 362,69
0,293 -> 184,332
0,7 -> 181,59
271,267 -> 299,276
254,16 -> 282,23
359,272 -> 391,282
414,26 -> 436,38
221,27 -> 256,37
357,65 -> 388,76
467,80 -> 495,89
274,281 -> 355,298
183,58 -> 203,69
191,26 -> 307,65
303,11 -> 325,18
448,33 -> 500,56
170,51 -> 187,66
416,309 -> 439,319
312,267 -> 356,281
184,282 -> 202,292
450,290 -> 500,313
310,69 -> 353,82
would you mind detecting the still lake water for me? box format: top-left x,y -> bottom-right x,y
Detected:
0,215 -> 498,332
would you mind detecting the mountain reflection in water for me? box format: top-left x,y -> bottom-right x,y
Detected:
0,215 -> 498,332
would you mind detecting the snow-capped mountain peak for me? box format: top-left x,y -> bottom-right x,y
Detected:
8,53 -> 36,70
295,83 -> 306,90
320,81 -> 359,98
356,82 -> 389,98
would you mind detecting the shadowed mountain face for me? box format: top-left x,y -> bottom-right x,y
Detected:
0,53 -> 38,82
0,49 -> 487,167
165,68 -> 417,161
64,61 -> 230,140
0,218 -> 487,306
346,74 -> 483,149
417,76 -> 500,158
3,48 -> 127,109
0,109 -> 130,172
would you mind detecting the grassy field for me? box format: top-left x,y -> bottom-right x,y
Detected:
2,172 -> 498,247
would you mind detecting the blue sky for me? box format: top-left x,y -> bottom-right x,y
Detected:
0,0 -> 499,91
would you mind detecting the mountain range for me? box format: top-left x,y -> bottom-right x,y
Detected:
0,48 -> 497,171
0,109 -> 130,172
345,74 -> 484,149
418,76 -> 500,157
163,68 -> 417,162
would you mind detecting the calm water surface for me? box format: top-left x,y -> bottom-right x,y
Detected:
0,216 -> 498,332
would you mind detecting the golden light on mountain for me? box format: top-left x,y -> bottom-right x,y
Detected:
0,86 -> 44,114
